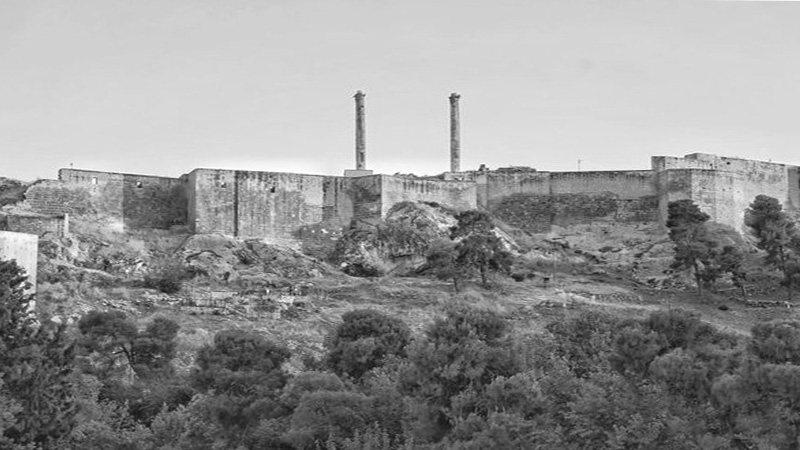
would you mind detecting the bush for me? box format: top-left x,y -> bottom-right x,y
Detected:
286,391 -> 374,449
143,256 -> 192,294
192,329 -> 291,396
326,310 -> 411,380
280,372 -> 346,409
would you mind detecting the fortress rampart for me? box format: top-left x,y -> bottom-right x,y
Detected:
3,94 -> 797,251
185,170 -> 476,250
2,153 -> 797,253
470,169 -> 659,233
653,153 -> 800,233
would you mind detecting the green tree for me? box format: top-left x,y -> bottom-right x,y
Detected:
750,320 -> 800,365
717,245 -> 748,299
456,234 -> 512,288
0,380 -> 23,450
192,329 -> 290,396
400,305 -> 522,439
285,390 -> 374,449
450,210 -> 496,239
280,372 -> 346,410
546,311 -> 617,378
450,210 -> 512,287
191,330 -> 292,448
131,317 -> 181,377
63,374 -> 154,450
745,194 -> 800,301
0,258 -> 77,448
425,239 -> 463,293
666,199 -> 719,297
78,311 -> 180,379
325,309 -> 411,381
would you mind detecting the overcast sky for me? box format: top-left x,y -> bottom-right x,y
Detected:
2,0 -> 800,181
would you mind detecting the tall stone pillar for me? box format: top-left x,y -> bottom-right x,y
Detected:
449,93 -> 461,173
344,91 -> 373,177
355,90 -> 366,170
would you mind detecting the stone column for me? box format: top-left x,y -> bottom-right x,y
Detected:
355,91 -> 366,170
449,93 -> 461,173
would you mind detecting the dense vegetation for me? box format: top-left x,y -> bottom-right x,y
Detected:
6,253 -> 800,450
7,195 -> 800,449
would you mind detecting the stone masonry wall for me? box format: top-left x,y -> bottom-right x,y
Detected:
0,230 -> 38,293
187,170 -> 386,251
235,171 -> 326,245
0,214 -> 68,237
380,176 -> 477,216
653,154 -> 797,232
120,174 -> 187,229
298,175 -> 383,258
187,172 -> 474,253
58,169 -> 187,229
187,169 -> 236,235
4,169 -> 186,232
14,179 -> 107,215
493,193 -> 659,233
481,170 -> 658,232
11,152 -> 792,250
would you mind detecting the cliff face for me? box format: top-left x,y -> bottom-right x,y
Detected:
330,202 -> 458,277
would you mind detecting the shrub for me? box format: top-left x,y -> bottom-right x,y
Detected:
192,329 -> 291,396
286,391 -> 374,449
326,310 -> 411,380
143,256 -> 192,294
280,372 -> 346,409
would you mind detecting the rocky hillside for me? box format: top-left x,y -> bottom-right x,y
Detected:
330,201 -> 523,277
0,177 -> 29,208
16,196 -> 796,380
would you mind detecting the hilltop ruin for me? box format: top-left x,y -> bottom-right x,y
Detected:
2,93 -> 798,256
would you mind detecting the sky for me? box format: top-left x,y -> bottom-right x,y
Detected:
2,0 -> 800,181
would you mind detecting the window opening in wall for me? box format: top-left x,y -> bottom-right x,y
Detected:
220,181 -> 226,188
91,177 -> 97,185
136,181 -> 143,188
270,186 -> 276,193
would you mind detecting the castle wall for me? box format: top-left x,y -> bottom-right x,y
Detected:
8,178 -> 119,228
187,169 -> 236,235
234,171 -> 326,245
481,170 -> 659,232
184,171 -> 475,253
186,170 -> 386,253
120,174 -> 187,229
14,151 -> 793,249
347,175 -> 383,223
549,171 -> 656,197
653,154 -> 797,231
0,231 -> 38,293
0,214 -> 68,237
483,171 -> 551,206
380,176 -> 477,216
4,169 -> 186,232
